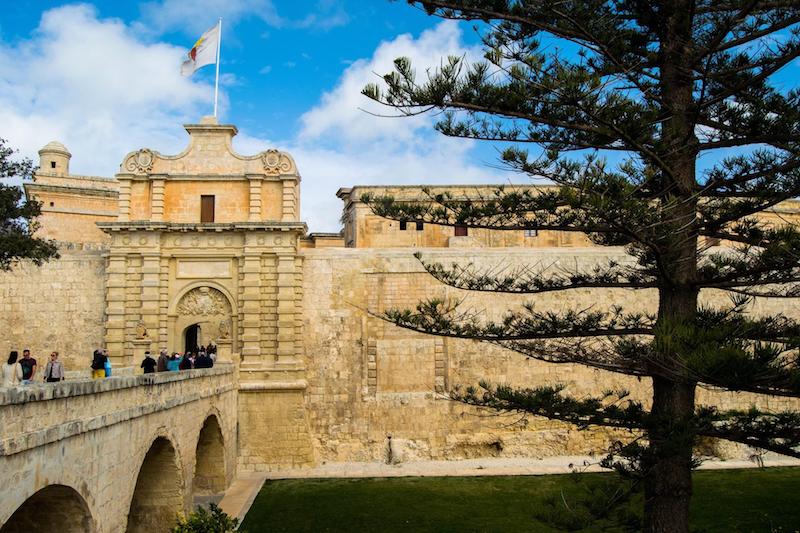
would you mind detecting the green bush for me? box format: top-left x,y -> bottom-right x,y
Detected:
172,503 -> 240,533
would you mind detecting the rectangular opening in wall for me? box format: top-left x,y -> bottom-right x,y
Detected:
416,221 -> 424,231
50,161 -> 56,169
399,220 -> 408,231
524,229 -> 538,238
200,195 -> 215,223
455,224 -> 468,237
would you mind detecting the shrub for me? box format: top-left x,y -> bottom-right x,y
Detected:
172,503 -> 240,533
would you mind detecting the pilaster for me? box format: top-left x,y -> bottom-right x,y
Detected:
118,180 -> 131,221
281,179 -> 297,221
150,178 -> 165,222
239,252 -> 263,364
105,254 -> 127,364
248,177 -> 262,222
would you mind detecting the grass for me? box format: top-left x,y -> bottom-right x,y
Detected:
239,467 -> 800,532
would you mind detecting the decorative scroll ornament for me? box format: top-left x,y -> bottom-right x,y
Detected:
261,149 -> 293,175
177,286 -> 230,316
124,149 -> 155,174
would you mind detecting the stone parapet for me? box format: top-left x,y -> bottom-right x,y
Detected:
0,364 -> 236,457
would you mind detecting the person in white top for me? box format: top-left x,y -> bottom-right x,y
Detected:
2,351 -> 23,386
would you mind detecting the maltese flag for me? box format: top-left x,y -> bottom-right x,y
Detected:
181,23 -> 220,76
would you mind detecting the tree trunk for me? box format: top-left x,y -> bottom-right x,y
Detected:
645,0 -> 700,527
644,375 -> 697,532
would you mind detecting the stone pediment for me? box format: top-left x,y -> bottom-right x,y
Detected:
117,116 -> 299,180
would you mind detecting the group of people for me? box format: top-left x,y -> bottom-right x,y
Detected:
2,342 -> 218,387
139,345 -> 217,374
2,349 -> 66,386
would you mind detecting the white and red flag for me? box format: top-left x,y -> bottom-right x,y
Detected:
181,23 -> 220,77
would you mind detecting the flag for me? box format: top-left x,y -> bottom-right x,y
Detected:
181,23 -> 219,77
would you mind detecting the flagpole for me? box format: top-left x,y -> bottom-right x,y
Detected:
213,17 -> 222,118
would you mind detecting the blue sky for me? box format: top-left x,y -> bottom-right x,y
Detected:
2,2 -> 798,231
1,1 -> 508,231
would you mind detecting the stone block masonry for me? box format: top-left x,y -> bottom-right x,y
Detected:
0,244 -> 107,372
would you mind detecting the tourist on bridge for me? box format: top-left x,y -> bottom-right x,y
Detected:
179,353 -> 193,371
157,349 -> 168,372
19,350 -> 37,384
43,351 -> 65,383
140,351 -> 157,374
167,353 -> 181,372
91,349 -> 106,379
2,351 -> 23,386
195,350 -> 214,369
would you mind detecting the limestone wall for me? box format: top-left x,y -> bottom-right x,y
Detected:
300,247 -> 800,464
0,245 -> 107,372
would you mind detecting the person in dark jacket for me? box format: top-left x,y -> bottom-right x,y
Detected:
140,351 -> 157,374
91,349 -> 106,379
179,353 -> 193,371
195,351 -> 214,369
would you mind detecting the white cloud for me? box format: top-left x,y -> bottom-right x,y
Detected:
0,4 -> 214,175
299,20 -> 482,145
278,21 -> 509,232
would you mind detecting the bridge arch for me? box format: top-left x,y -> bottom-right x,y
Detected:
126,436 -> 184,533
193,413 -> 227,503
1,484 -> 95,533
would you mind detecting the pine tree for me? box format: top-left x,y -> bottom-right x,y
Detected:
362,2 -> 800,531
0,138 -> 59,270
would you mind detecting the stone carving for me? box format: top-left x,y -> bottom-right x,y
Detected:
218,319 -> 231,339
261,149 -> 293,176
124,149 -> 155,174
135,320 -> 149,339
177,286 -> 230,316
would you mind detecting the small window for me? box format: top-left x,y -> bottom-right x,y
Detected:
399,220 -> 408,231
200,195 -> 215,223
455,224 -> 468,237
49,201 -> 54,207
416,221 -> 424,231
50,161 -> 56,169
524,229 -> 538,238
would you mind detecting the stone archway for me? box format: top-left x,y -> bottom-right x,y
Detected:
193,415 -> 227,505
171,285 -> 234,354
1,484 -> 95,533
126,437 -> 183,533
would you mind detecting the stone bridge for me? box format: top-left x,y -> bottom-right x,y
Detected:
0,364 -> 237,533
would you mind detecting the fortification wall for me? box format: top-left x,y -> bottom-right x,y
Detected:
0,244 -> 107,372
300,247 -> 800,464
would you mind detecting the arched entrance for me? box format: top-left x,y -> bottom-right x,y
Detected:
193,415 -> 227,505
184,323 -> 201,353
170,285 -> 234,354
126,437 -> 183,533
1,484 -> 95,533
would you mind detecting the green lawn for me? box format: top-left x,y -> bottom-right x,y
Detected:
239,468 -> 800,532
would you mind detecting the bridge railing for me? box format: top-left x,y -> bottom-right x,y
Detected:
0,364 -> 236,457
